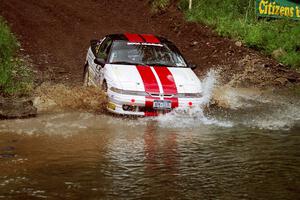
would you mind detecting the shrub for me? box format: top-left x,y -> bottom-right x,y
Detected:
151,0 -> 170,11
0,17 -> 33,97
181,0 -> 300,68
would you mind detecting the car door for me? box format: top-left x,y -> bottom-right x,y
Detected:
90,37 -> 113,86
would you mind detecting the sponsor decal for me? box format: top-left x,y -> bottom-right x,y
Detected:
107,102 -> 116,110
256,0 -> 300,20
127,42 -> 163,47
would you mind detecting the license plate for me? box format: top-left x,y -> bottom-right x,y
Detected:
153,100 -> 171,110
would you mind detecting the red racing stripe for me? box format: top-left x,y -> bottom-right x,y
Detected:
136,66 -> 160,93
140,34 -> 160,43
136,65 -> 160,109
145,111 -> 159,117
154,67 -> 179,108
153,67 -> 177,94
125,33 -> 144,43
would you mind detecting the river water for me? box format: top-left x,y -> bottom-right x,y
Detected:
0,72 -> 299,199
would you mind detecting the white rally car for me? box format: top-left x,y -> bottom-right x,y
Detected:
84,33 -> 203,116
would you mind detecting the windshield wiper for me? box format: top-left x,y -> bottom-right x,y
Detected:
110,61 -> 146,66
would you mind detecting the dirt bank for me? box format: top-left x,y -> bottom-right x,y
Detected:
0,0 -> 299,87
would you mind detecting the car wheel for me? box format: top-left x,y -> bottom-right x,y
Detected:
83,64 -> 90,86
102,81 -> 109,107
102,80 -> 108,93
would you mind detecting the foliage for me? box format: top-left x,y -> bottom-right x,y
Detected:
151,0 -> 170,11
0,17 -> 33,97
179,0 -> 300,68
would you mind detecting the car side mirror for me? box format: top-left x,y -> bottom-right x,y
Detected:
94,58 -> 105,66
90,39 -> 101,46
189,63 -> 197,70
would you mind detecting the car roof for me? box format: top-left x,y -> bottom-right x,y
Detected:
106,33 -> 171,44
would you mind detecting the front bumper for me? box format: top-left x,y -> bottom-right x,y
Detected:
107,91 -> 204,116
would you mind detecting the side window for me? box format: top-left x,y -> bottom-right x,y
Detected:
91,39 -> 102,56
96,38 -> 112,61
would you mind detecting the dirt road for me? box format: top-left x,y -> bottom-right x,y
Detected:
0,0 -> 298,86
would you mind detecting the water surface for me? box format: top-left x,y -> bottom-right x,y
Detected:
1,72 -> 299,199
0,111 -> 299,199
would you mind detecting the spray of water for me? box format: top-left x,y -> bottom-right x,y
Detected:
1,71 -> 299,134
34,82 -> 107,113
143,70 -> 234,128
149,70 -> 300,131
210,87 -> 300,130
238,91 -> 300,130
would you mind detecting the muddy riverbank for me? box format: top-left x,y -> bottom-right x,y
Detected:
0,0 -> 299,87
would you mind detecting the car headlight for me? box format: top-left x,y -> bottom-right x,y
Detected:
176,93 -> 202,98
110,87 -> 148,96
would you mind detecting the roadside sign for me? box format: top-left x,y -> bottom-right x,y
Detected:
256,0 -> 300,20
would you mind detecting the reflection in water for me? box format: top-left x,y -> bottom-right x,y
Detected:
0,83 -> 300,199
0,115 -> 299,199
144,123 -> 179,178
144,123 -> 158,171
144,122 -> 180,198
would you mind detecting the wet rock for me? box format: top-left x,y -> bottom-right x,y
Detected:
0,97 -> 37,119
235,41 -> 242,47
190,41 -> 198,46
274,77 -> 289,86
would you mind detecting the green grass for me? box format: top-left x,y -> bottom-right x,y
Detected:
179,0 -> 300,68
151,0 -> 170,11
0,17 -> 33,97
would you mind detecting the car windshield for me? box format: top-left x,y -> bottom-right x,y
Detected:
108,40 -> 187,67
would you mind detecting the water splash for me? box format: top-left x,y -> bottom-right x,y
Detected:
212,86 -> 265,109
210,87 -> 300,130
239,91 -> 300,130
199,69 -> 219,105
150,69 -> 300,130
1,71 -> 299,133
34,82 -> 107,113
144,70 -> 233,128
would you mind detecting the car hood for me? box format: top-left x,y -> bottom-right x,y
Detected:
106,64 -> 202,94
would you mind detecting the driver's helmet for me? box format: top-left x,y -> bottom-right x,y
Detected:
142,47 -> 154,63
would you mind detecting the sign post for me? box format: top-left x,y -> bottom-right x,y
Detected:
189,0 -> 192,10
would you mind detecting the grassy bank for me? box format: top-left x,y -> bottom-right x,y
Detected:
179,0 -> 300,68
0,17 -> 33,97
152,0 -> 171,11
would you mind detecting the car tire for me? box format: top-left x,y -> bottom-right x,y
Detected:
83,63 -> 90,86
102,80 -> 109,107
102,80 -> 108,93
